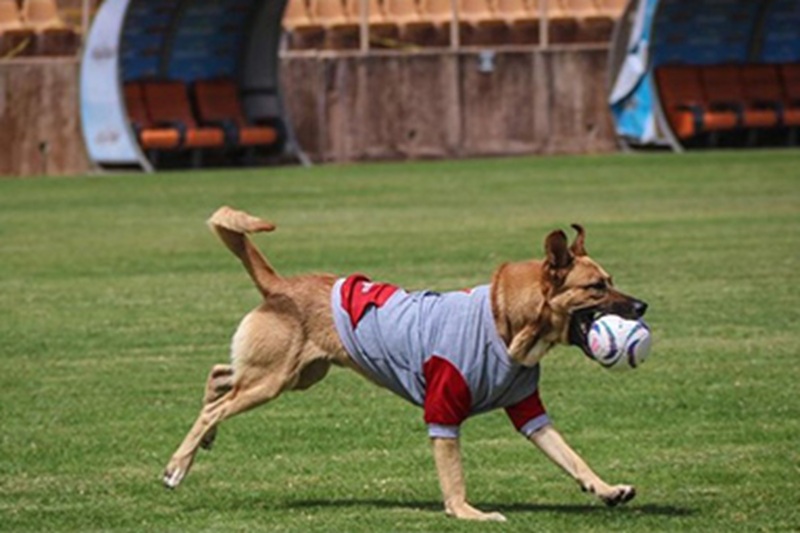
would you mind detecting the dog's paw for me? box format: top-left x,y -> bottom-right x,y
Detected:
163,455 -> 194,489
445,503 -> 508,522
600,485 -> 636,507
163,466 -> 185,489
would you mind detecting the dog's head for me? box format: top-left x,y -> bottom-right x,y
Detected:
543,224 -> 647,358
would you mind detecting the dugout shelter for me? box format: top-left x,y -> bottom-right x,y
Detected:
80,0 -> 293,171
608,0 -> 800,151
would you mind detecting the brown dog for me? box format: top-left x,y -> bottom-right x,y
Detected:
163,206 -> 648,521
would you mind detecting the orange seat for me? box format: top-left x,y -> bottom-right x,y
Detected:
459,0 -> 502,26
383,0 -> 435,44
282,0 -> 324,49
545,0 -> 578,43
384,0 -> 425,26
310,0 -> 359,48
739,64 -> 793,127
141,80 -> 225,149
0,0 -> 35,57
701,65 -> 779,129
779,63 -> 800,127
283,0 -> 321,32
655,65 -> 738,139
593,0 -> 626,18
21,0 -> 78,55
193,79 -> 279,147
420,0 -> 453,27
562,0 -> 612,42
0,0 -> 23,30
344,0 -> 399,44
21,0 -> 64,31
123,82 -> 181,150
496,0 -> 539,43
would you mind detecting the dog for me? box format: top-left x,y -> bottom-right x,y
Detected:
163,206 -> 648,521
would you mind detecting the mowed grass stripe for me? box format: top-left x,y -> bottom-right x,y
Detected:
0,150 -> 798,532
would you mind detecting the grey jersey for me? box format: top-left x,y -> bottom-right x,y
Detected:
331,275 -> 550,438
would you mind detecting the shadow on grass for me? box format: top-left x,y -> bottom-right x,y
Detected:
284,498 -> 697,517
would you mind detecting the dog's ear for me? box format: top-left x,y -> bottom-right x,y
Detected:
570,224 -> 587,257
545,230 -> 573,270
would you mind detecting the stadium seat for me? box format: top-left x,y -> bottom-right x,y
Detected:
141,80 -> 225,149
779,63 -> 800,127
655,65 -> 737,139
457,0 -> 506,45
416,0 -> 455,46
344,0 -> 399,45
701,65 -> 779,129
563,0 -> 613,42
545,0 -> 578,44
123,82 -> 181,150
21,0 -> 62,31
282,0 -> 324,49
0,0 -> 35,57
495,0 -> 539,44
193,79 -> 280,148
739,64 -> 791,127
309,0 -> 359,48
21,0 -> 78,55
383,0 -> 435,45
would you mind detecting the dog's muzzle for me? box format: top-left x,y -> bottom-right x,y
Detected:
569,297 -> 648,359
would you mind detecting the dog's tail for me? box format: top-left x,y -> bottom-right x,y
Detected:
207,206 -> 280,298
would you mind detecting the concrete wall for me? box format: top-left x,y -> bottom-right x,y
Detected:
0,58 -> 90,177
281,46 -> 617,162
0,47 -> 614,176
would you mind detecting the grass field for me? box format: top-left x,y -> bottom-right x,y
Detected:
1,151 -> 798,532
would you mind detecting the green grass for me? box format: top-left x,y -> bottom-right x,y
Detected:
1,151 -> 799,532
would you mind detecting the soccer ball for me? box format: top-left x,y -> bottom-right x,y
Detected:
587,315 -> 652,371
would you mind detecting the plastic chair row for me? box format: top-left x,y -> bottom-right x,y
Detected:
0,0 -> 78,57
656,63 -> 800,142
283,0 -> 627,48
124,79 -> 282,163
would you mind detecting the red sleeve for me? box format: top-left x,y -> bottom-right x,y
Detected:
505,389 -> 547,432
423,356 -> 472,427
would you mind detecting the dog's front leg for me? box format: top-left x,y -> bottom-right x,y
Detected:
431,437 -> 507,521
529,424 -> 636,506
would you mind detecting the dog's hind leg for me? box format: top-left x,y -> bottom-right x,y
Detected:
199,364 -> 234,450
163,365 -> 292,489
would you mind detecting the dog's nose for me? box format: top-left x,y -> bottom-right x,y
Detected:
633,300 -> 648,318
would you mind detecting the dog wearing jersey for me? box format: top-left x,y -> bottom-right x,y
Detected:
163,206 -> 648,522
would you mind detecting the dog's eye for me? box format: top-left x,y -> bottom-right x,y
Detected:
586,281 -> 607,291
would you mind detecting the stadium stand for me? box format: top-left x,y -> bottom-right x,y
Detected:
193,78 -> 281,149
0,0 -> 35,57
280,0 -> 626,48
